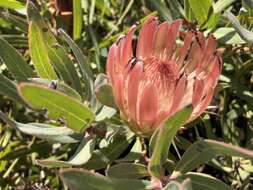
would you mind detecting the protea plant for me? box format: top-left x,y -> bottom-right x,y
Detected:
107,17 -> 222,136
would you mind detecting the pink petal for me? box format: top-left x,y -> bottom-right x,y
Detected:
195,32 -> 206,48
197,35 -> 217,74
113,74 -> 124,110
153,111 -> 168,129
106,44 -> 117,85
183,39 -> 202,74
192,79 -> 204,107
177,73 -> 195,111
115,35 -> 125,72
209,55 -> 221,80
169,74 -> 188,114
204,55 -> 221,89
121,25 -> 137,68
126,61 -> 143,121
177,31 -> 194,67
136,17 -> 158,60
204,35 -> 217,62
166,19 -> 182,59
137,82 -> 158,132
191,89 -> 214,120
153,22 -> 170,56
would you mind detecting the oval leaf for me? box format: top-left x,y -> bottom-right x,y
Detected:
59,168 -> 153,190
116,137 -> 143,162
0,0 -> 25,9
18,83 -> 94,132
178,172 -> 232,190
0,111 -> 81,143
0,37 -> 35,81
84,130 -> 135,170
95,106 -> 116,122
29,78 -> 82,101
37,138 -> 95,168
94,74 -> 115,108
28,21 -> 58,79
1,35 -> 28,49
58,29 -> 93,101
0,73 -> 25,105
188,0 -> 212,27
162,179 -> 192,190
213,27 -> 245,44
149,106 -> 193,179
73,0 -> 82,40
2,11 -> 28,33
172,139 -> 253,177
225,11 -> 253,43
107,163 -> 149,179
27,0 -> 83,94
213,0 -> 236,13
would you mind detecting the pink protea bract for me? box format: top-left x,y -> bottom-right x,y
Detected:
106,17 -> 222,135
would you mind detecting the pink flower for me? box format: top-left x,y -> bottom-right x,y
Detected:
106,17 -> 222,135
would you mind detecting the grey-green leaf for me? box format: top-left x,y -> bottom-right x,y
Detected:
37,138 -> 95,168
213,0 -> 236,13
107,163 -> 149,179
172,139 -> 253,177
84,130 -> 135,170
213,27 -> 245,44
29,78 -> 82,101
178,172 -> 232,190
2,11 -> 28,33
0,35 -> 28,49
0,0 -> 25,9
184,0 -> 195,22
0,37 -> 35,81
244,0 -> 253,9
27,0 -> 83,94
166,0 -> 185,18
95,106 -> 116,122
18,83 -> 95,132
94,73 -> 115,107
0,73 -> 25,105
116,137 -> 143,162
149,106 -> 193,178
148,0 -> 172,22
0,111 -> 81,144
188,0 -> 212,27
59,168 -> 153,190
28,21 -> 58,80
73,0 -> 83,40
225,11 -> 253,43
58,28 -> 93,100
162,179 -> 192,190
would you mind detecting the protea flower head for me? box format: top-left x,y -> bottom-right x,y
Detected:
106,17 -> 222,136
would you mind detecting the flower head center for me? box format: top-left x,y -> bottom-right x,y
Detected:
143,57 -> 179,90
